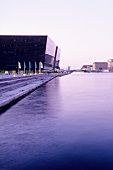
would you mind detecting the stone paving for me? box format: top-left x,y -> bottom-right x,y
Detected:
0,74 -> 57,111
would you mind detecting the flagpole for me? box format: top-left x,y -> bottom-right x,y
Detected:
35,61 -> 36,74
24,61 -> 25,75
18,62 -> 19,75
29,61 -> 30,74
39,61 -> 41,74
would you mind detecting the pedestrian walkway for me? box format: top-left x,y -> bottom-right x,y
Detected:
0,75 -> 56,111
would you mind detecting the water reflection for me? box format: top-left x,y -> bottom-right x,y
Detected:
0,73 -> 113,169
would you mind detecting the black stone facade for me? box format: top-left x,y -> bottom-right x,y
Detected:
0,35 -> 59,71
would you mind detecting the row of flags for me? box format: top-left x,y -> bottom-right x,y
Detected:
18,61 -> 43,69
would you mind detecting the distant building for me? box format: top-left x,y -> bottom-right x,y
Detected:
93,62 -> 108,71
81,65 -> 93,72
108,59 -> 113,72
0,35 -> 60,72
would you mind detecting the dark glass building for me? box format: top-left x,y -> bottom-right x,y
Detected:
0,35 -> 60,72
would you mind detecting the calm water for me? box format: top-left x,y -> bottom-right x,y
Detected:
0,72 -> 113,170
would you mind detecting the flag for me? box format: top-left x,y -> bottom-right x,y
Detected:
18,62 -> 21,69
39,61 -> 43,69
40,62 -> 43,68
35,61 -> 37,69
29,61 -> 32,69
24,61 -> 26,69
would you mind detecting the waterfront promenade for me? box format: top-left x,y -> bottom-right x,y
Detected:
0,74 -> 57,111
0,72 -> 70,112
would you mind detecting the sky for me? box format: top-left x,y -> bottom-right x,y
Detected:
0,0 -> 113,69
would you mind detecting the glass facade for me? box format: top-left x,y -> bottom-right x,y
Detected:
55,47 -> 61,69
0,35 -> 60,71
44,36 -> 56,70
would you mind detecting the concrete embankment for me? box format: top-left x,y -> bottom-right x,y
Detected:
0,74 -> 57,112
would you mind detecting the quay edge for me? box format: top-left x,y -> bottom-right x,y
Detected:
0,75 -> 57,113
0,72 -> 72,113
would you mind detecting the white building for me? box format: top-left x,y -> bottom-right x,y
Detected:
108,59 -> 113,72
93,62 -> 108,71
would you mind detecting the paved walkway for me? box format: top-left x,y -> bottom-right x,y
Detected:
0,74 -> 56,111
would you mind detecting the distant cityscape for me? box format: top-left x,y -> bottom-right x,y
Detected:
81,59 -> 113,72
1,35 -> 113,74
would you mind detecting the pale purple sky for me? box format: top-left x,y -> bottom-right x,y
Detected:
0,0 -> 113,69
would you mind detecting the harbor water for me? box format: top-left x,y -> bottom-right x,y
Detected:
0,72 -> 113,170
